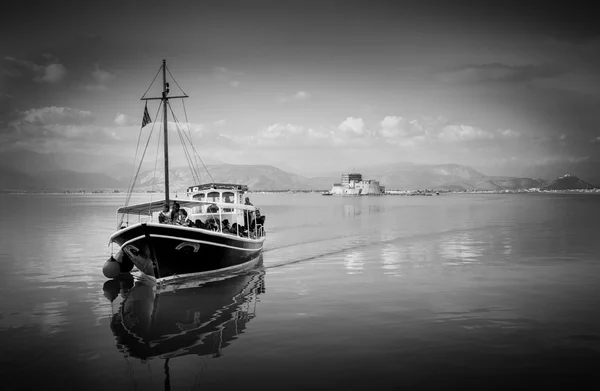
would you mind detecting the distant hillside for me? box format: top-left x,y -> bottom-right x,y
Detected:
353,163 -> 486,190
0,167 -> 37,192
541,174 -> 596,190
0,153 -> 597,192
133,164 -> 330,191
0,168 -> 125,192
436,176 -> 547,192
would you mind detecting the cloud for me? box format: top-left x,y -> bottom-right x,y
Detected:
17,107 -> 93,126
438,125 -> 495,141
4,55 -> 67,83
84,63 -> 116,90
92,63 -> 115,84
497,129 -> 521,138
230,123 -> 330,149
295,91 -> 310,100
213,66 -> 244,87
37,63 -> 67,83
214,119 -> 226,126
378,116 -> 425,138
114,113 -> 135,127
437,63 -> 561,84
279,91 -> 312,103
338,117 -> 365,135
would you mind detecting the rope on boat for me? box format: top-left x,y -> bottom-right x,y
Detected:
166,65 -> 187,96
118,100 -> 163,229
181,97 -> 205,183
149,106 -> 163,217
169,104 -> 216,184
167,101 -> 201,185
140,64 -> 163,100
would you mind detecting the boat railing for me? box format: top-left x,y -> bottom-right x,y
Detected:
115,199 -> 265,239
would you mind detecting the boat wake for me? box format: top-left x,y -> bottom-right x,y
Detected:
262,223 -> 511,270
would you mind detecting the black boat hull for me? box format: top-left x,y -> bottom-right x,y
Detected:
110,223 -> 265,280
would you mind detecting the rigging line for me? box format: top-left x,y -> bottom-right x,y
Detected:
141,65 -> 163,100
165,65 -> 187,96
118,100 -> 163,229
150,105 -> 163,215
173,122 -> 198,185
169,106 -> 216,184
181,97 -> 204,182
124,101 -> 162,200
176,126 -> 200,185
167,102 -> 201,184
123,117 -> 145,207
167,101 -> 197,181
169,102 -> 204,186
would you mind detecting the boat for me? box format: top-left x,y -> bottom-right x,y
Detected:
321,191 -> 333,196
103,60 -> 266,282
104,267 -> 265,388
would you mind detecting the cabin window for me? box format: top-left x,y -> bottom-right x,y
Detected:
207,192 -> 220,203
222,192 -> 234,203
192,193 -> 205,213
223,191 -> 234,212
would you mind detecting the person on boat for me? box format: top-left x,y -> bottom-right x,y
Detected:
222,219 -> 232,233
170,202 -> 180,223
223,195 -> 233,212
244,197 -> 255,228
207,203 -> 219,213
177,209 -> 192,226
158,203 -> 171,224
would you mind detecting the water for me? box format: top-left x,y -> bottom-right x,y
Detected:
1,193 -> 599,389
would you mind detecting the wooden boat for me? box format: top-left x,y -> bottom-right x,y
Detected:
104,60 -> 266,282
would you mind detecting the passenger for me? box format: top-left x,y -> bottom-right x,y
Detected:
222,219 -> 231,234
178,209 -> 192,226
205,217 -> 217,231
158,203 -> 171,224
170,202 -> 181,223
244,197 -> 255,228
223,195 -> 233,212
194,219 -> 204,229
207,203 -> 219,213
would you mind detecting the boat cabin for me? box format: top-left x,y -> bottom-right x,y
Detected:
116,183 -> 263,237
184,183 -> 258,234
186,183 -> 248,210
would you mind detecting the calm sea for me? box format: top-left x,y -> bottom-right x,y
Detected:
1,192 -> 599,390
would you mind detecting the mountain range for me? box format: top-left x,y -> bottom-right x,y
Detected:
0,149 -> 596,192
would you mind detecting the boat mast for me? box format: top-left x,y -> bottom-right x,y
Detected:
141,60 -> 188,205
162,59 -> 170,205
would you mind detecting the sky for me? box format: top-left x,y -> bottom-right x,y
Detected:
1,0 -> 599,179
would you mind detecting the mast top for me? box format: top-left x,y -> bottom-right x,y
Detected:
140,60 -> 189,101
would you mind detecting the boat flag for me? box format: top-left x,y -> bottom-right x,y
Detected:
141,103 -> 152,127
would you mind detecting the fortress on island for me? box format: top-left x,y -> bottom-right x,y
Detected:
325,173 -> 385,196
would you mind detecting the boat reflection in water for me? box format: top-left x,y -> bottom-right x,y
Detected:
104,256 -> 265,363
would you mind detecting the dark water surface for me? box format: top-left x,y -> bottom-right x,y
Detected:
1,193 -> 599,390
